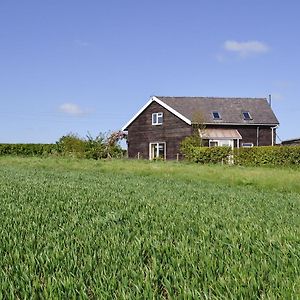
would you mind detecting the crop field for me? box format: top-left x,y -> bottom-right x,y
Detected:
0,157 -> 299,299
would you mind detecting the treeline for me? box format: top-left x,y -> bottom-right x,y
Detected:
0,133 -> 125,159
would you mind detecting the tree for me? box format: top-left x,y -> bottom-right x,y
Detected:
191,110 -> 206,146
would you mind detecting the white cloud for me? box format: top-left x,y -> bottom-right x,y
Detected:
224,40 -> 269,57
59,103 -> 89,116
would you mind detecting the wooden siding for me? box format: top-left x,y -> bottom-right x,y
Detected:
127,102 -> 192,159
205,125 -> 275,146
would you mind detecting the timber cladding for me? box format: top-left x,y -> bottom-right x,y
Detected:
127,101 -> 192,159
206,125 -> 274,146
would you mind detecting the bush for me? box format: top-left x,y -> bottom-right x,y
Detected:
0,132 -> 125,160
180,135 -> 203,161
0,144 -> 57,157
182,146 -> 232,164
56,134 -> 86,158
180,142 -> 300,167
56,132 -> 124,159
234,146 -> 300,166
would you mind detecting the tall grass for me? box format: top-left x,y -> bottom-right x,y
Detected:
1,156 -> 300,192
0,157 -> 299,298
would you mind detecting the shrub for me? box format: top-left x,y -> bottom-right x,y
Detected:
56,132 -> 124,159
180,135 -> 201,160
234,146 -> 300,166
182,145 -> 232,164
0,144 -> 57,157
56,134 -> 86,158
0,132 -> 124,160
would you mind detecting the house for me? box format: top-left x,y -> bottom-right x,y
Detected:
122,96 -> 279,160
281,138 -> 300,146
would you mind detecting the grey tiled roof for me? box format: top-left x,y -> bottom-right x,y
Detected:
157,96 -> 279,125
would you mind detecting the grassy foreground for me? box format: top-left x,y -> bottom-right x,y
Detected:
0,157 -> 299,299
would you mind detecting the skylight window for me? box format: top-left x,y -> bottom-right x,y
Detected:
212,111 -> 221,119
242,111 -> 252,120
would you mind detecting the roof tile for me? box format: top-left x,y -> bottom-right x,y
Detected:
157,96 -> 279,125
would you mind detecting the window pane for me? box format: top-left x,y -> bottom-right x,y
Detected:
157,114 -> 163,124
209,141 -> 218,147
212,112 -> 221,119
220,140 -> 230,146
243,112 -> 251,120
150,144 -> 156,159
152,113 -> 157,124
158,143 -> 165,158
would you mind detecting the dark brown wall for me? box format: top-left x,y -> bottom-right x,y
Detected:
127,102 -> 192,159
206,125 -> 275,146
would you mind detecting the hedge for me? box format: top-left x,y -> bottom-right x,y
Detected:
182,145 -> 300,167
0,142 -> 123,159
234,146 -> 300,166
0,144 -> 57,157
184,146 -> 232,164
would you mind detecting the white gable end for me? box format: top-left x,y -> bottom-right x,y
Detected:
121,96 -> 191,131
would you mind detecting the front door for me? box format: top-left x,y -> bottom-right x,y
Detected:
149,142 -> 166,160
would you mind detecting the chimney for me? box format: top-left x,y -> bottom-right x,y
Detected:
268,94 -> 272,107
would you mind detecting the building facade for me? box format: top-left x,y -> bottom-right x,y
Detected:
122,96 -> 279,160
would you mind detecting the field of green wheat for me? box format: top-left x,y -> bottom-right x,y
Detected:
0,157 -> 299,299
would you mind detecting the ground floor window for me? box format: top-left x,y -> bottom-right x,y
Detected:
209,139 -> 234,149
241,142 -> 254,148
149,142 -> 166,160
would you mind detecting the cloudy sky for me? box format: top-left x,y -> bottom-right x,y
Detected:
0,0 -> 299,143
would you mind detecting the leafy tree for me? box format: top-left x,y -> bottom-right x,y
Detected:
191,110 -> 206,146
56,133 -> 86,158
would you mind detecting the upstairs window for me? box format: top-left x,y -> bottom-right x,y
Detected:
152,112 -> 163,125
212,111 -> 221,119
243,111 -> 252,120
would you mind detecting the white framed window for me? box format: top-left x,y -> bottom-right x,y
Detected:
241,143 -> 254,148
209,139 -> 234,149
149,142 -> 166,160
152,112 -> 163,125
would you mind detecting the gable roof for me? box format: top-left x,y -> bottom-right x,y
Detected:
157,96 -> 279,125
122,96 -> 191,131
122,96 -> 279,131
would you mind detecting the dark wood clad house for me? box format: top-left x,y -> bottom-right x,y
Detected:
122,96 -> 279,160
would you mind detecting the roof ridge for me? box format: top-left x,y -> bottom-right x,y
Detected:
156,96 -> 267,100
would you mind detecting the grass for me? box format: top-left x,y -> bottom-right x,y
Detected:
0,156 -> 299,299
2,156 -> 300,193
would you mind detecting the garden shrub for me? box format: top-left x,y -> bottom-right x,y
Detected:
182,145 -> 232,164
234,146 -> 300,166
0,144 -> 57,157
181,140 -> 300,167
0,132 -> 124,159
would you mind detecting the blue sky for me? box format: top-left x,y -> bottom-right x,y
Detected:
0,0 -> 299,143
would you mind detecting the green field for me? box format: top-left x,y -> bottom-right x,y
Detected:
0,157 -> 299,299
